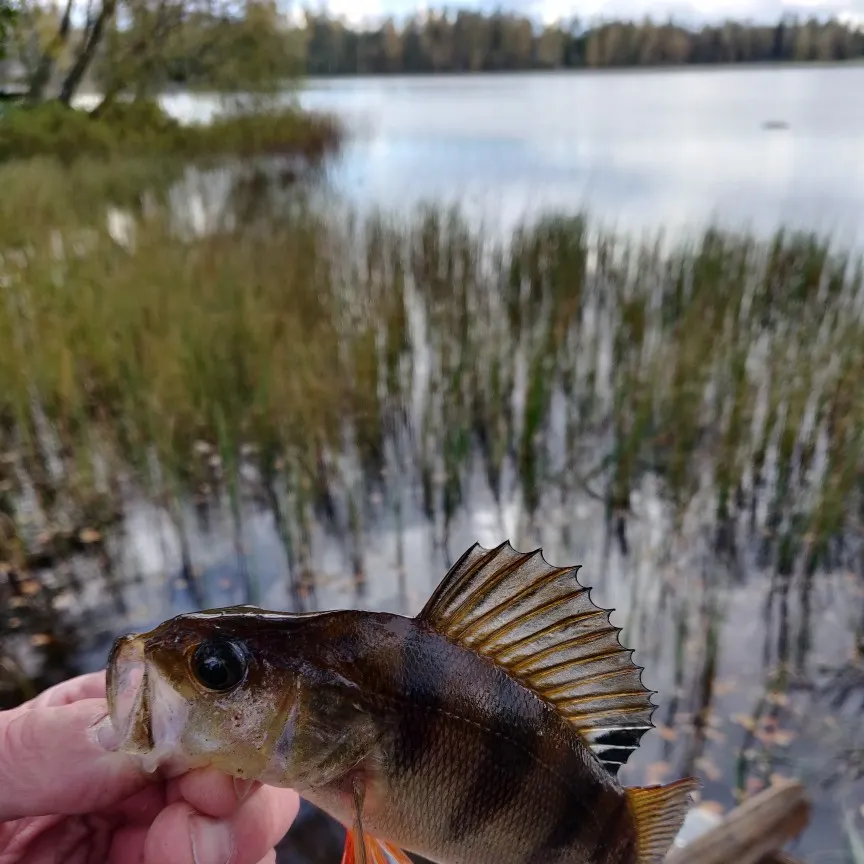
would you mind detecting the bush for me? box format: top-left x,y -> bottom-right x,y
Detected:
0,99 -> 343,165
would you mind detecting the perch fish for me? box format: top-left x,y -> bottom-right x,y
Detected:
104,541 -> 698,864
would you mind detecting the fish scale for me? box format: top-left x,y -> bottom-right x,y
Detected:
105,541 -> 699,864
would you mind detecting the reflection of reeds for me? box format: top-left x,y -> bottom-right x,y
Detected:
844,808 -> 864,864
1,162 -> 864,600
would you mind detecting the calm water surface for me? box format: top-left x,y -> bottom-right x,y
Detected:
288,66 -> 864,243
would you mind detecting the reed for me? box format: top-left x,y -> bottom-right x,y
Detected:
1,161 -> 863,589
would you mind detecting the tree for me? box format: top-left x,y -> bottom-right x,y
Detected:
7,0 -> 300,108
0,0 -> 17,61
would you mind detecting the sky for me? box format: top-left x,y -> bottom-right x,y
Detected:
313,0 -> 864,27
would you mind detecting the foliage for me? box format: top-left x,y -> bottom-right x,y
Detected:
5,0 -> 301,109
0,0 -> 16,60
1,165 -> 864,590
0,98 -> 342,163
300,10 -> 864,74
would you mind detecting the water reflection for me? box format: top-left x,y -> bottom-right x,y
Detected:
4,459 -> 862,858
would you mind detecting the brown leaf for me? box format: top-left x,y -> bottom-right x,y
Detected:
645,761 -> 671,786
732,713 -> 757,732
30,633 -> 53,647
655,724 -> 678,742
19,579 -> 41,596
745,777 -> 766,797
713,678 -> 738,696
79,528 -> 102,544
772,729 -> 796,747
695,757 -> 722,782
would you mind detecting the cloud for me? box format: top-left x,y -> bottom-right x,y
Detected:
315,0 -> 864,25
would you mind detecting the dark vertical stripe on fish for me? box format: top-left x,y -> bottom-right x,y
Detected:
393,629 -> 442,778
590,793 -> 629,863
443,708 -> 537,843
528,783 -> 593,864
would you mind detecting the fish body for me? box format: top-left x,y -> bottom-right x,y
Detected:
105,543 -> 697,864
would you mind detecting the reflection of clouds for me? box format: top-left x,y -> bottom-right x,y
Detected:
296,67 -> 864,246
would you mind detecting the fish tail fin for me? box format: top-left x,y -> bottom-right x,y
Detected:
626,777 -> 700,864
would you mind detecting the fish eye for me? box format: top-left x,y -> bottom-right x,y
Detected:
190,639 -> 247,692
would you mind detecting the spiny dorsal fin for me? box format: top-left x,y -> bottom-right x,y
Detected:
625,779 -> 700,863
417,541 -> 655,777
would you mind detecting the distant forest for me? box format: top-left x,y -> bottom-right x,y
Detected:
302,12 -> 864,74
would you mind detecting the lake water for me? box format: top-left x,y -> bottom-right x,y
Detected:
20,66 -> 864,860
287,66 -> 864,244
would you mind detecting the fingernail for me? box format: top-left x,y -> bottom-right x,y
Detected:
233,777 -> 256,802
190,815 -> 234,864
91,714 -> 123,751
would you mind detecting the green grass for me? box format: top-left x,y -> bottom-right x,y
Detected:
0,162 -> 863,576
0,99 -> 342,164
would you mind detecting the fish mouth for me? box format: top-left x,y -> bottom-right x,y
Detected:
107,634 -> 152,753
106,633 -> 194,774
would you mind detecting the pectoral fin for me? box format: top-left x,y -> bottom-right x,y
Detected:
341,778 -> 414,864
626,777 -> 700,863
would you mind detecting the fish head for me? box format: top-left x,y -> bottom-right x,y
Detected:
105,607 -> 304,780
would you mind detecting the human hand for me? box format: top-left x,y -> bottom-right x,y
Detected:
0,671 -> 299,864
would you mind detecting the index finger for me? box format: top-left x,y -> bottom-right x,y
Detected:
25,671 -> 107,709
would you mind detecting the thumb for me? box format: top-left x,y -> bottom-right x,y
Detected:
0,697 -> 152,821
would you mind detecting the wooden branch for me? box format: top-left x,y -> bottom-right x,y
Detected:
666,780 -> 810,864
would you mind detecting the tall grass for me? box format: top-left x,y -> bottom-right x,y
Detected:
1,160 -> 863,587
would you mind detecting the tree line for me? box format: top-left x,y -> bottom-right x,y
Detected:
3,2 -> 864,111
302,11 -> 864,75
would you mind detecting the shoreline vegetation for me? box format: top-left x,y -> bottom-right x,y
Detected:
0,98 -> 343,164
1,159 -> 863,592
4,8 -> 864,101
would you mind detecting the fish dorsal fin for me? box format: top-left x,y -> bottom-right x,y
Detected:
625,779 -> 700,863
417,541 -> 655,776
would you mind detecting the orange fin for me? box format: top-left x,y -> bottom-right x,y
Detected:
341,830 -> 413,864
625,777 -> 700,863
417,541 -> 656,776
342,777 -> 413,864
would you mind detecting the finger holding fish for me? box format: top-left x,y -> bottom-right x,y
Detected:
142,784 -> 299,864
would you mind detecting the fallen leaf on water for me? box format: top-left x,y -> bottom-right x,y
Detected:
772,729 -> 796,747
31,634 -> 53,647
79,528 -> 101,544
713,678 -> 738,696
655,724 -> 678,742
745,777 -> 766,796
645,761 -> 671,786
19,579 -> 41,596
695,757 -> 722,782
732,713 -> 757,732
699,800 -> 726,817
